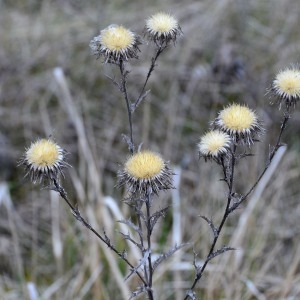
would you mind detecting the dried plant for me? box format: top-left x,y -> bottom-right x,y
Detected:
18,10 -> 300,300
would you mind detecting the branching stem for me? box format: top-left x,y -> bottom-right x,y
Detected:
185,110 -> 291,298
133,44 -> 167,112
51,178 -> 146,285
184,145 -> 237,297
229,111 -> 290,212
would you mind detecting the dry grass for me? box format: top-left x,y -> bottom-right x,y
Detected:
1,0 -> 300,299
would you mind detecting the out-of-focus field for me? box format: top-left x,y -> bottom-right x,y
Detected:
1,0 -> 300,299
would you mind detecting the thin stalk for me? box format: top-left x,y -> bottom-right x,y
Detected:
269,113 -> 290,160
145,193 -> 154,300
184,145 -> 237,298
133,44 -> 167,112
119,60 -> 134,153
220,156 -> 230,189
114,46 -> 167,151
135,202 -> 150,285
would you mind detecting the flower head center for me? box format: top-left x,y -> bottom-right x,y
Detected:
220,105 -> 255,131
147,13 -> 178,34
274,69 -> 300,97
101,26 -> 134,51
199,130 -> 231,158
125,151 -> 164,179
26,139 -> 61,168
206,134 -> 227,152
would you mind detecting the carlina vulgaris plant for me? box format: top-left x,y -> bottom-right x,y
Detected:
19,8 -> 299,299
184,104 -> 264,298
184,71 -> 299,298
92,12 -> 185,299
116,150 -> 177,299
89,12 -> 182,155
21,12 -> 185,300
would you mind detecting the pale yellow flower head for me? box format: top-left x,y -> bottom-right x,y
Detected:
22,139 -> 67,183
117,150 -> 173,195
90,25 -> 141,63
272,67 -> 300,107
213,104 -> 262,145
198,130 -> 231,160
145,12 -> 182,44
125,151 -> 164,179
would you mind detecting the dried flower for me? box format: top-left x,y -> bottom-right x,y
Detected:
89,24 -> 141,63
272,67 -> 300,107
198,130 -> 232,161
21,139 -> 68,183
145,12 -> 182,45
117,150 -> 173,195
213,104 -> 262,146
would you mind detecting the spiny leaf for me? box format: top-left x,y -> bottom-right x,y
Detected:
153,243 -> 189,271
125,249 -> 150,281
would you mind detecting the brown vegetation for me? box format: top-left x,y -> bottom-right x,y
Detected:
1,0 -> 300,299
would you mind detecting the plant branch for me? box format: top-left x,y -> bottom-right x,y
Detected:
132,44 -> 167,112
229,112 -> 290,213
185,110 -> 291,298
51,178 -> 146,285
185,145 -> 237,298
269,112 -> 290,161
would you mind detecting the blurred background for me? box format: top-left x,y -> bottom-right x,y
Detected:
1,0 -> 300,299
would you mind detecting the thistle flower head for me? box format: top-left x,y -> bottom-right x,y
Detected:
198,130 -> 232,161
117,150 -> 173,195
21,139 -> 68,183
89,24 -> 141,63
272,67 -> 300,107
213,104 -> 262,146
145,12 -> 182,45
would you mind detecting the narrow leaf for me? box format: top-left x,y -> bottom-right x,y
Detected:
200,215 -> 218,237
153,243 -> 188,271
149,206 -> 170,233
208,246 -> 235,261
125,250 -> 150,281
